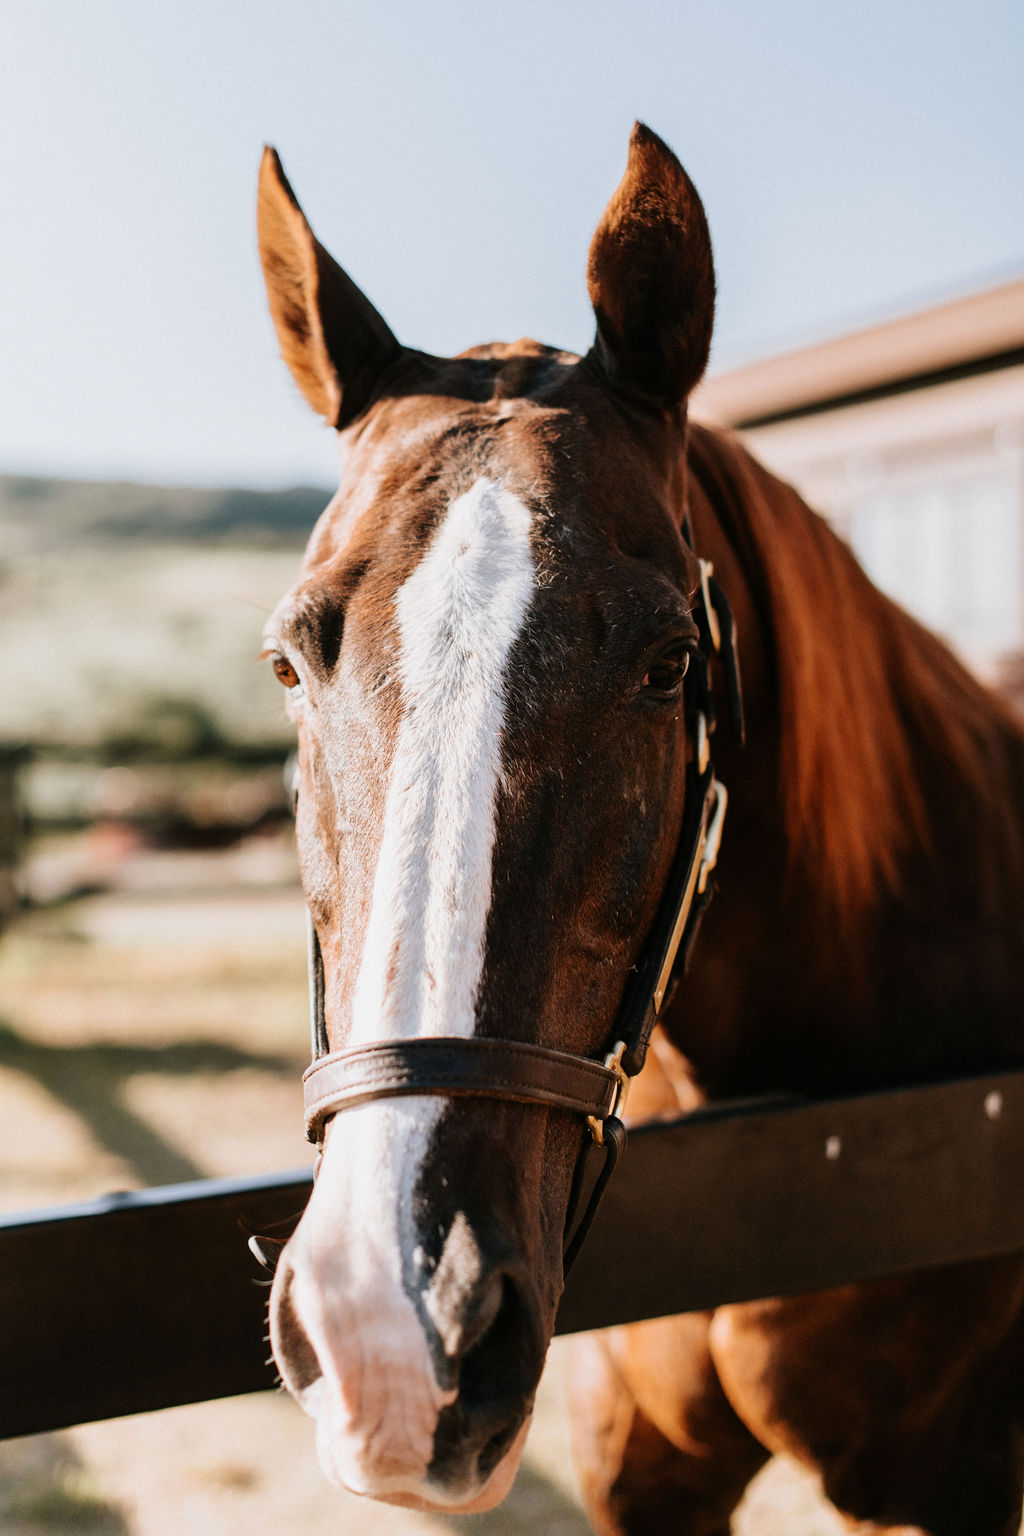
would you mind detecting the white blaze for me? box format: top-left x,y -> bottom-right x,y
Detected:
284,477 -> 537,1502
351,474 -> 536,1043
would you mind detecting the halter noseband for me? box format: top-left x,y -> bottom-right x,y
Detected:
252,528 -> 743,1275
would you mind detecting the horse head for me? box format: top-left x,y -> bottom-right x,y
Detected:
259,124 -> 716,1511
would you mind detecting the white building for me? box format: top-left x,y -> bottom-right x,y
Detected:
694,278 -> 1024,689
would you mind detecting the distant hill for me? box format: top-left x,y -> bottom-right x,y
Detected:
1,473 -> 335,756
0,474 -> 332,553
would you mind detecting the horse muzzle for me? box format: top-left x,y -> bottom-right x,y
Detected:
267,1098 -> 548,1508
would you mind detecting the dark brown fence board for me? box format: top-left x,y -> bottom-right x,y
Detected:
1,1070 -> 1023,1438
556,1070 -> 1024,1331
0,1171 -> 311,1438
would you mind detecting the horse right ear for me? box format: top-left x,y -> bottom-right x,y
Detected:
257,148 -> 403,429
585,124 -> 715,409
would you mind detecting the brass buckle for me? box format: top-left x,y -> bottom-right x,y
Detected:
587,1040 -> 631,1146
696,780 -> 728,896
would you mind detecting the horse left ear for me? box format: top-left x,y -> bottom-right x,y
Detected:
257,147 -> 403,429
585,123 -> 715,408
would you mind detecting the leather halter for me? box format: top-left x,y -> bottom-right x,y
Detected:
251,526 -> 743,1275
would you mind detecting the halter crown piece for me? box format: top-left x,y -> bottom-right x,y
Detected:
251,521 -> 744,1275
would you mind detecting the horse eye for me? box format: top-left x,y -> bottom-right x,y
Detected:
641,646 -> 691,695
271,655 -> 301,689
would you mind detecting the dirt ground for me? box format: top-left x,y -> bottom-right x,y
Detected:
0,826 -> 855,1533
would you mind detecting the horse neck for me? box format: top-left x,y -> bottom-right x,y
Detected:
666,421 -> 1024,1099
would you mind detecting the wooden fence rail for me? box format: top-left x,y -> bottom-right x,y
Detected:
1,1068 -> 1023,1439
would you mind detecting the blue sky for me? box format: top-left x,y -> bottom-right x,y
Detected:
2,0 -> 1022,488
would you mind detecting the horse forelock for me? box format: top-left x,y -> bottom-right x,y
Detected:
688,421 -> 1024,928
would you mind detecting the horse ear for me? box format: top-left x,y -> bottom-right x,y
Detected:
257,147 -> 403,428
585,123 -> 715,408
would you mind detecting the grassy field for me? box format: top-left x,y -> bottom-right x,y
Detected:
0,826 -> 851,1535
0,471 -> 322,757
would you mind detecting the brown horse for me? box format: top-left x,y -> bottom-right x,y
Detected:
257,124 -> 1024,1533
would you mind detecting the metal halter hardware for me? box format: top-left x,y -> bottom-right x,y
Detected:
251,534 -> 743,1276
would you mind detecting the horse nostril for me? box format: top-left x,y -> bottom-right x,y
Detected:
429,1268 -> 543,1485
269,1254 -> 323,1399
456,1271 -> 537,1412
424,1262 -> 530,1394
456,1268 -> 505,1358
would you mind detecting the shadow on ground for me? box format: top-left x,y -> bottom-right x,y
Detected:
453,1459 -> 593,1535
0,1433 -> 128,1534
0,1018 -> 294,1186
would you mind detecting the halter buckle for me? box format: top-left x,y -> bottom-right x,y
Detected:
696,780 -> 728,896
587,1039 -> 631,1146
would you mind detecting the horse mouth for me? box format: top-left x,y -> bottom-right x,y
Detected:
358,1418 -> 533,1513
429,1396 -> 530,1490
307,1379 -> 534,1511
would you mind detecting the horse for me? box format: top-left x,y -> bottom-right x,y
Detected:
256,124 -> 1024,1534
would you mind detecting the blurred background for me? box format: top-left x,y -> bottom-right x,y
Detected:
1,1 -> 1022,1531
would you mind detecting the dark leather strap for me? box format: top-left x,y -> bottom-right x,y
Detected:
303,1037 -> 620,1144
307,909 -> 329,1060
562,1115 -> 627,1272
708,574 -> 746,745
614,765 -> 718,1078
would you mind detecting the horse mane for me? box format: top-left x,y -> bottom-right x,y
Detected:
688,420 -> 1024,922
